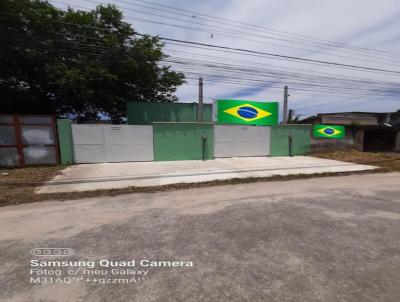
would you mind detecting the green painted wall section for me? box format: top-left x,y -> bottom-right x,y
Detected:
270,125 -> 311,156
57,119 -> 74,164
127,102 -> 213,125
153,123 -> 214,161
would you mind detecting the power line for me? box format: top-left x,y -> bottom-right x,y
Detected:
163,48 -> 400,84
180,71 -> 399,96
13,4 -> 400,76
54,0 -> 400,65
3,2 -> 399,110
118,0 -> 400,57
143,35 -> 400,75
163,56 -> 400,87
293,90 -> 396,112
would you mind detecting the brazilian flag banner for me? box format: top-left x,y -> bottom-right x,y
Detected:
217,99 -> 278,126
313,124 -> 345,139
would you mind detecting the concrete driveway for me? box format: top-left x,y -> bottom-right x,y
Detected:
1,172 -> 400,302
37,156 -> 376,193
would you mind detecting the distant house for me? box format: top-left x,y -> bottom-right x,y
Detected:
299,111 -> 400,153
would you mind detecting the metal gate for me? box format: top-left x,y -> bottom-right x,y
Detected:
0,115 -> 59,167
72,125 -> 154,163
214,125 -> 270,157
270,125 -> 311,156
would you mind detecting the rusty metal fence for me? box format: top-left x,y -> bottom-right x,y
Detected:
0,115 -> 59,167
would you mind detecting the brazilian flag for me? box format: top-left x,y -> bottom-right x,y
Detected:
217,99 -> 278,126
313,125 -> 345,139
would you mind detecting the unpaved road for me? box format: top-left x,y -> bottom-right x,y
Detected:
1,173 -> 400,302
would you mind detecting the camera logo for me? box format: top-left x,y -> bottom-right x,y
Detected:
30,248 -> 74,256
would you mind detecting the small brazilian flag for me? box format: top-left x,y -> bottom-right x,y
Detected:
217,99 -> 278,126
313,124 -> 345,139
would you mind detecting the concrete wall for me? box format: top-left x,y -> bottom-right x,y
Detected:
153,123 -> 214,161
127,102 -> 213,125
270,125 -> 311,156
310,127 -> 363,153
62,120 -> 372,163
321,113 -> 378,125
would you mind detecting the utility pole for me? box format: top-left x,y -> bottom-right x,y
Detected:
198,77 -> 203,122
283,85 -> 289,124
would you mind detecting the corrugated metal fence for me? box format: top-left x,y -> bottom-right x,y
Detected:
0,115 -> 59,167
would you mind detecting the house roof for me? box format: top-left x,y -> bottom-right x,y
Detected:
316,111 -> 399,115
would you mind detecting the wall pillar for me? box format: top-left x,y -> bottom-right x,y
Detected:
57,119 -> 74,164
395,131 -> 400,152
354,128 -> 364,151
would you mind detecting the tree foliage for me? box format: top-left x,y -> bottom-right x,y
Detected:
0,0 -> 185,121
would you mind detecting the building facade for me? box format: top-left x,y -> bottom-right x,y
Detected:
300,111 -> 400,153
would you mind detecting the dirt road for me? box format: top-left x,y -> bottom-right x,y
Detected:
1,173 -> 400,302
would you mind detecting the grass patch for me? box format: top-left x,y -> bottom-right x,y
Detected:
313,150 -> 400,172
0,166 -> 65,207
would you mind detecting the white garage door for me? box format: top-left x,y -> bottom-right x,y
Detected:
214,125 -> 270,157
72,125 -> 154,163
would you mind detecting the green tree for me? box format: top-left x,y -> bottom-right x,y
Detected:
0,0 -> 185,121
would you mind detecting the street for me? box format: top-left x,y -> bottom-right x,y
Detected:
1,173 -> 400,302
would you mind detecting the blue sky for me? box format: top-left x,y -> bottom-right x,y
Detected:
51,0 -> 400,117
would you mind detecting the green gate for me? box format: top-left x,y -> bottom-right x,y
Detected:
270,125 -> 311,156
153,123 -> 214,161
